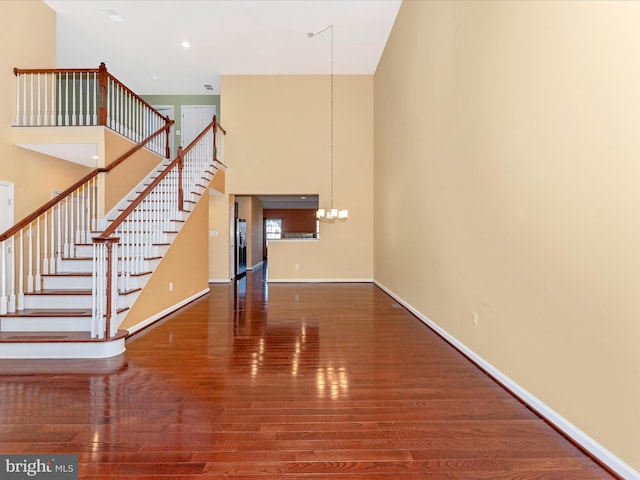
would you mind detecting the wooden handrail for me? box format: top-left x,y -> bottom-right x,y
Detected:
96,116 -> 223,337
105,70 -> 163,117
97,150 -> 183,239
107,118 -> 173,172
0,120 -> 173,242
0,168 -> 104,243
14,67 -> 100,75
97,116 -> 221,240
187,116 -> 217,152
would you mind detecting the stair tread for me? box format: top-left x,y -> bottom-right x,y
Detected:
129,271 -> 153,277
0,330 -> 128,343
120,288 -> 142,295
28,289 -> 92,295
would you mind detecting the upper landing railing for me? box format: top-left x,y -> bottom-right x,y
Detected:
13,62 -> 171,158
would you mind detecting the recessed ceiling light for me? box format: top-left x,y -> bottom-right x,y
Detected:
103,8 -> 123,22
152,76 -> 158,81
181,40 -> 190,49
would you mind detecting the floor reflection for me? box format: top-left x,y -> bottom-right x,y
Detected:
231,265 -> 320,380
0,266 -> 359,464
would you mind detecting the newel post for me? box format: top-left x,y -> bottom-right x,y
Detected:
98,62 -> 108,126
93,236 -> 118,339
177,146 -> 184,212
164,115 -> 171,159
104,237 -> 119,339
212,115 -> 218,161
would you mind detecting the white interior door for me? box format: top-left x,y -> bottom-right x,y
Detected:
0,181 -> 14,234
0,182 -> 14,304
181,105 -> 216,147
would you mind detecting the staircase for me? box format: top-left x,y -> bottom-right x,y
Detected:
0,64 -> 226,359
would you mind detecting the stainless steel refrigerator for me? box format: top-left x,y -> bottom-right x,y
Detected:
235,218 -> 247,278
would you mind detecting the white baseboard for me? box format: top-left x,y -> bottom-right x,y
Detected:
126,288 -> 210,335
268,278 -> 374,283
209,278 -> 231,284
374,280 -> 638,480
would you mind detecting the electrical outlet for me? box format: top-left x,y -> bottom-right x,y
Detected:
169,282 -> 174,292
295,264 -> 300,271
472,311 -> 478,327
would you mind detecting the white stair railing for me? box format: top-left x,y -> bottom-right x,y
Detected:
0,122 -> 173,318
0,176 -> 99,315
93,117 -> 225,339
13,63 -> 171,158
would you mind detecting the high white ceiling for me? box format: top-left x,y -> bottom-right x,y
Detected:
44,0 -> 402,96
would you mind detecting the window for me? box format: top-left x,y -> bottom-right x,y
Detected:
265,219 -> 282,240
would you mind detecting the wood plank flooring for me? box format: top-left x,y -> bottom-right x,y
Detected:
0,267 -> 617,479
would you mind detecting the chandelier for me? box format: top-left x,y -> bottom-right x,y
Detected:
308,25 -> 348,223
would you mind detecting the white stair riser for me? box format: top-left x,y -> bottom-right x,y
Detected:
136,188 -> 180,195
24,294 -> 125,310
42,273 -> 150,291
56,259 -> 93,273
1,317 -> 90,332
42,275 -> 92,290
57,258 -> 159,274
135,190 -> 202,201
101,233 -> 176,244
110,210 -> 188,222
112,222 -> 183,232
114,214 -> 187,226
74,244 -> 166,258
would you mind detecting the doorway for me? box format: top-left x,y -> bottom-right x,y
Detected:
181,105 -> 216,147
234,202 -> 247,279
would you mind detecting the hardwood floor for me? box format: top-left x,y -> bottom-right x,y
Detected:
0,267 -> 617,479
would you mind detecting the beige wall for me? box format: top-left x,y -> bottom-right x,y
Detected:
121,190 -> 210,331
103,130 -> 166,213
374,0 -> 640,471
0,1 -> 90,221
208,186 -> 232,282
220,75 -> 373,281
248,196 -> 264,269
